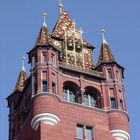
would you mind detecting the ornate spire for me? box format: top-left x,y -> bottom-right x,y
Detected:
58,0 -> 63,14
35,13 -> 52,46
97,29 -> 115,65
14,57 -> 27,92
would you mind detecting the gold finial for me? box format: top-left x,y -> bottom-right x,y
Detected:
73,19 -> 76,25
101,29 -> 105,32
73,19 -> 76,33
22,56 -> 26,71
101,29 -> 105,38
79,27 -> 83,39
100,29 -> 107,44
59,0 -> 63,14
42,12 -> 47,27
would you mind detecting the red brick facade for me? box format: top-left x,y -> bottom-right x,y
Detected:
7,6 -> 130,140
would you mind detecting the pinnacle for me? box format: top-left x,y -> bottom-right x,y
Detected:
35,25 -> 51,46
98,42 -> 115,65
14,69 -> 27,92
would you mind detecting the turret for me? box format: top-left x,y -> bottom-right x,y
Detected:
28,13 -> 61,95
95,29 -> 130,140
27,14 -> 61,133
7,57 -> 28,140
95,29 -> 125,111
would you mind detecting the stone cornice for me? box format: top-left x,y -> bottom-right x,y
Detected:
59,63 -> 105,79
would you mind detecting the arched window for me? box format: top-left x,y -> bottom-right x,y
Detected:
63,89 -> 75,102
63,81 -> 81,103
83,94 -> 97,107
83,87 -> 102,108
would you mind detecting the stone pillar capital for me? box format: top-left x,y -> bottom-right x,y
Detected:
80,88 -> 85,93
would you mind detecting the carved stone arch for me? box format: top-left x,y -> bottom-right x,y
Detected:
83,86 -> 102,108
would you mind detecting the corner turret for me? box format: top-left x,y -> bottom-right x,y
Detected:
14,57 -> 27,93
95,29 -> 126,111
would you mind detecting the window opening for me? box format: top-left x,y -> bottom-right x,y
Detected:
120,99 -> 124,110
51,53 -> 56,66
107,69 -> 113,79
34,75 -> 37,94
42,52 -> 47,62
83,94 -> 97,107
116,70 -> 119,80
110,98 -> 117,109
76,124 -> 93,140
63,89 -> 75,102
52,82 -> 56,94
42,81 -> 47,92
63,84 -> 80,103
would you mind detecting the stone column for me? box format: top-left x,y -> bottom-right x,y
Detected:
80,88 -> 85,104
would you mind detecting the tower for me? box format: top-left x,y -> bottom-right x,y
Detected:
7,3 -> 130,140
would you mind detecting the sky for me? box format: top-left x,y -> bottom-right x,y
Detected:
0,0 -> 139,139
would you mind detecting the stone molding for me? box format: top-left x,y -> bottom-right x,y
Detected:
31,113 -> 60,131
110,129 -> 130,140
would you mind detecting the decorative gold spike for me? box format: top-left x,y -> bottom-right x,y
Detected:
79,27 -> 83,39
59,0 -> 63,14
100,28 -> 105,33
101,28 -> 105,40
100,28 -> 107,44
42,12 -> 47,27
72,19 -> 76,26
72,19 -> 76,35
79,27 -> 83,34
22,56 -> 26,71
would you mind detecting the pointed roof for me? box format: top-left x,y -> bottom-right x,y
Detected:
97,41 -> 115,65
97,29 -> 115,65
52,11 -> 94,48
53,11 -> 75,39
35,24 -> 52,46
35,13 -> 53,46
14,68 -> 27,93
28,23 -> 61,63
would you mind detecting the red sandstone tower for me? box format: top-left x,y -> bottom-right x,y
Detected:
7,3 -> 130,140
